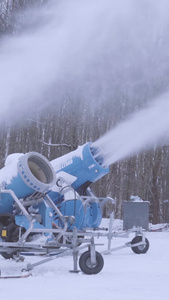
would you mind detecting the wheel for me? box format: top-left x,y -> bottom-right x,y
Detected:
0,213 -> 22,243
131,236 -> 150,254
0,214 -> 24,259
79,250 -> 104,274
1,252 -> 16,259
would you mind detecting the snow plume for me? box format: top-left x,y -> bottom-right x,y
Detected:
93,94 -> 169,166
1,0 -> 169,123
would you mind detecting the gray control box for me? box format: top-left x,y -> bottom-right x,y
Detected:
123,201 -> 149,230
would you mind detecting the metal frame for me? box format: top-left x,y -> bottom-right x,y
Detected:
103,213 -> 147,254
0,189 -> 148,274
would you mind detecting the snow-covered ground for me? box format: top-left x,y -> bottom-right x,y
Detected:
0,219 -> 168,300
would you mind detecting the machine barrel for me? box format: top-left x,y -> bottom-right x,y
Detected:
0,152 -> 56,213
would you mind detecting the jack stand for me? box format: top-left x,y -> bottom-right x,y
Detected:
69,227 -> 80,273
107,212 -> 114,253
89,237 -> 96,265
69,251 -> 80,273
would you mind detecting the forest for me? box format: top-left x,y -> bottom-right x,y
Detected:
1,0 -> 169,224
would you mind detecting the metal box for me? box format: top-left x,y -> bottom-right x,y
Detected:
123,201 -> 149,230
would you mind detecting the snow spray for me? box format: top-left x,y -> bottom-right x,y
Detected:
1,0 -> 169,124
92,94 -> 169,166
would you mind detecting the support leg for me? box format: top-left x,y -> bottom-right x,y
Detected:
69,228 -> 80,273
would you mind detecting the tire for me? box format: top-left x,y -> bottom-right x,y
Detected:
79,250 -> 104,274
1,252 -> 16,259
131,236 -> 150,254
0,214 -> 23,259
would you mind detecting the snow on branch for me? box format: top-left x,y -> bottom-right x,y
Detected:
38,140 -> 71,149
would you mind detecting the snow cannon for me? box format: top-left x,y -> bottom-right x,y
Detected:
0,152 -> 56,214
50,142 -> 109,201
49,142 -> 109,229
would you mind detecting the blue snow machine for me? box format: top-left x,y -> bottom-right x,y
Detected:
0,143 -> 110,275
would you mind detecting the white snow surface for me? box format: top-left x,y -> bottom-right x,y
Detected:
0,219 -> 168,300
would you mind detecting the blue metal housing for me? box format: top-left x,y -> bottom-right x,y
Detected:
49,143 -> 109,229
53,142 -> 108,188
0,152 -> 56,215
0,143 -> 109,232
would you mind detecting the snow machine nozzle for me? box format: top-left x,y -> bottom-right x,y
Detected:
18,152 -> 56,193
0,152 -> 56,213
50,142 -> 109,194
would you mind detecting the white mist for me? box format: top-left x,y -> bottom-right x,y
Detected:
1,0 -> 169,124
93,94 -> 169,166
